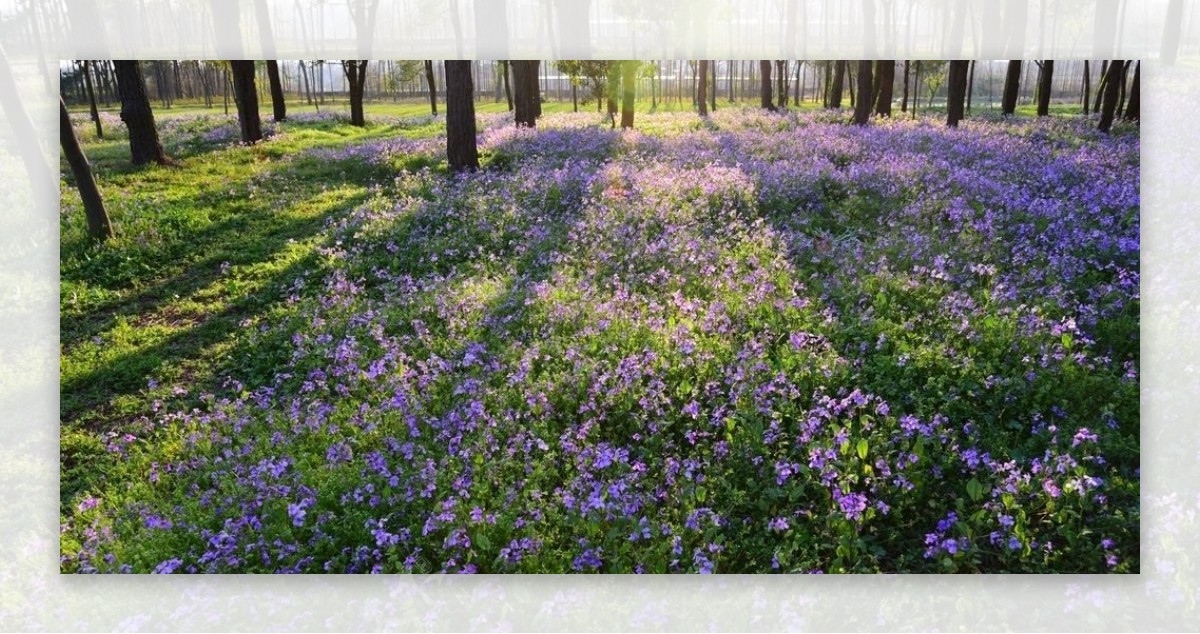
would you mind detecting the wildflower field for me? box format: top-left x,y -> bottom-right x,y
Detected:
60,107 -> 1139,573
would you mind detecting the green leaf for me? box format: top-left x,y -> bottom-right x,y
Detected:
475,533 -> 491,551
966,479 -> 983,502
856,439 -> 869,461
696,486 -> 708,503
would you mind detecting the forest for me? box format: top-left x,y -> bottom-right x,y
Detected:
59,57 -> 1139,574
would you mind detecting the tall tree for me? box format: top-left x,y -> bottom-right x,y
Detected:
945,60 -> 969,128
1097,60 -> 1124,133
229,60 -> 263,143
1093,60 -> 1108,114
697,60 -> 709,116
711,60 -> 718,112
60,97 -> 113,241
444,61 -> 478,172
620,60 -> 637,128
1162,0 -> 1185,66
759,60 -> 776,111
1001,60 -> 1021,115
424,60 -> 438,115
343,60 -> 368,126
1036,60 -> 1054,116
853,60 -> 873,125
605,61 -> 620,125
266,60 -> 286,121
83,60 -> 103,139
113,60 -> 169,165
502,61 -> 514,110
828,61 -> 846,109
1122,61 -> 1140,122
1082,60 -> 1091,114
874,60 -> 894,117
512,60 -> 540,128
900,60 -> 910,113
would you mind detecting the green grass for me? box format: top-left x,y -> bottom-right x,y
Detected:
59,115 -> 397,435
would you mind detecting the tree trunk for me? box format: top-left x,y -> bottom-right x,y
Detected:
83,60 -> 103,139
606,61 -> 619,126
1036,60 -> 1053,116
828,60 -> 845,109
697,60 -> 709,116
502,60 -> 513,111
874,60 -> 894,117
1082,60 -> 1091,114
620,60 -> 637,128
114,60 -> 169,165
1122,60 -> 1139,121
444,61 -> 478,172
1001,60 -> 1021,115
230,60 -> 263,143
422,60 -> 438,116
711,60 -> 718,111
966,59 -> 975,113
759,60 -> 775,111
512,60 -> 540,128
344,60 -> 367,126
853,60 -> 873,125
1094,60 -> 1108,114
1098,60 -> 1124,132
912,61 -> 920,116
266,60 -> 286,121
776,60 -> 787,107
794,60 -> 802,104
900,60 -> 909,112
1116,60 -> 1130,116
1162,0 -> 1185,66
946,60 -> 969,127
60,97 -> 113,241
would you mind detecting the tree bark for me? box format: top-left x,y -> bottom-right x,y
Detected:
1001,60 -> 1021,115
230,60 -> 263,143
424,60 -> 438,115
1036,60 -> 1053,116
1116,60 -> 1130,116
966,59 -> 975,113
620,60 -> 637,128
828,60 -> 845,109
1098,60 -> 1124,132
266,60 -> 286,121
606,61 -> 619,126
874,60 -> 894,117
512,60 -> 540,128
1094,60 -> 1108,114
114,60 -> 169,165
853,60 -> 873,125
711,60 -> 718,111
344,60 -> 367,126
1162,0 -> 1185,66
759,60 -> 775,111
1122,60 -> 1139,121
83,60 -> 103,139
502,61 -> 514,111
60,97 -> 113,241
697,60 -> 709,116
945,60 -> 969,128
1082,60 -> 1091,114
444,61 -> 478,172
900,60 -> 909,112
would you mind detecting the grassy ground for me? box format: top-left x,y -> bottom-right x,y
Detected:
61,103 -> 1136,573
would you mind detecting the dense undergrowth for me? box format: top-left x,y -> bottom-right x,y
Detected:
60,107 -> 1138,573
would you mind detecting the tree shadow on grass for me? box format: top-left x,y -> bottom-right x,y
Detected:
60,155 -> 380,427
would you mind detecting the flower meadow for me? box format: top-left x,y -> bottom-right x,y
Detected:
61,109 -> 1138,574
